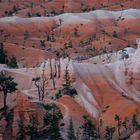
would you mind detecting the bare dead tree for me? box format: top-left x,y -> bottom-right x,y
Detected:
40,62 -> 48,100
32,61 -> 48,101
54,59 -> 57,78
57,59 -> 61,78
56,52 -> 61,78
32,77 -> 41,101
49,59 -> 56,90
52,74 -> 56,90
49,59 -> 53,79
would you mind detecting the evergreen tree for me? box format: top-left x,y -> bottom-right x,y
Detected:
49,116 -> 63,140
67,41 -> 73,48
43,104 -> 63,140
67,118 -> 76,140
122,117 -> 129,131
8,56 -> 18,68
16,119 -> 26,140
26,115 -> 39,140
40,40 -> 46,49
12,5 -> 18,13
62,65 -> 77,97
80,115 -> 99,140
63,65 -> 71,92
131,114 -> 138,132
104,126 -> 115,140
0,71 -> 17,109
0,43 -> 7,64
114,114 -> 121,136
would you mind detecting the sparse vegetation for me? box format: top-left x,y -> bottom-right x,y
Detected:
0,1 -> 139,140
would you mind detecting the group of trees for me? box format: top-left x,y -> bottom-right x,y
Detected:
0,42 -> 18,68
55,62 -> 77,99
16,103 -> 63,140
32,59 -> 59,101
0,57 -> 18,139
32,62 -> 48,101
4,5 -> 18,16
80,116 -> 99,140
32,58 -> 77,101
0,63 -> 75,139
65,112 -> 140,140
0,69 -> 139,140
68,112 -> 140,140
16,112 -> 97,140
16,115 -> 39,140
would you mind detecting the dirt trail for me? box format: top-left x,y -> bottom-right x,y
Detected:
21,89 -> 69,121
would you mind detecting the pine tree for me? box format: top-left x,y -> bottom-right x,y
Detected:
16,119 -> 26,140
80,115 -> 99,140
104,126 -> 115,140
63,65 -> 71,93
67,118 -> 76,140
114,114 -> 121,136
8,56 -> 18,68
122,117 -> 129,131
131,114 -> 138,132
12,5 -> 18,13
62,65 -> 77,97
0,71 -> 17,110
49,116 -> 63,140
0,43 -> 7,64
43,104 -> 63,140
40,40 -> 46,49
26,115 -> 39,140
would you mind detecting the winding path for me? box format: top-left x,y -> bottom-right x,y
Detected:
21,89 -> 69,121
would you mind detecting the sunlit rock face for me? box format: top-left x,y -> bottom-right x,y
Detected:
126,39 -> 140,91
112,39 -> 140,102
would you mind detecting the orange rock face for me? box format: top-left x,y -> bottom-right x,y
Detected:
0,0 -> 139,66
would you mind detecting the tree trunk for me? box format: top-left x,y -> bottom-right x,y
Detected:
38,90 -> 41,101
3,92 -> 7,109
49,59 -> 53,79
54,59 -> 57,78
58,59 -> 61,78
118,127 -> 121,136
52,76 -> 56,90
35,83 -> 41,101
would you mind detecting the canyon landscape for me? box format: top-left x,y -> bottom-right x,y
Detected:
0,0 -> 140,140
